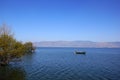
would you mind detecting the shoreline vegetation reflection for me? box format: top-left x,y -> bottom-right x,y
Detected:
0,65 -> 26,80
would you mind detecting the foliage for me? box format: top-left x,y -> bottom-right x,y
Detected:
24,42 -> 35,53
0,23 -> 35,66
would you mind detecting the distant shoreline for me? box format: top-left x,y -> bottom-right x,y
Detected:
34,41 -> 120,48
35,47 -> 120,49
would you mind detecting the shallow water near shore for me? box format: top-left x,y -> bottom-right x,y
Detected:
0,47 -> 120,80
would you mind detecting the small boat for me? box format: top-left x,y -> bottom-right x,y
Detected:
75,51 -> 86,54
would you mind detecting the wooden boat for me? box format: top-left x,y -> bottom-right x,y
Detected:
75,51 -> 86,54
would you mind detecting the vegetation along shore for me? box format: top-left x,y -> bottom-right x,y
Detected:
0,23 -> 35,66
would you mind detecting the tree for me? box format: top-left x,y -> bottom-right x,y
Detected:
0,23 -> 35,66
24,42 -> 35,53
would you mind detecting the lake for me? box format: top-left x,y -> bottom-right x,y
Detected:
0,47 -> 120,80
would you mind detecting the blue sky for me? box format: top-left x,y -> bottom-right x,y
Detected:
0,0 -> 120,42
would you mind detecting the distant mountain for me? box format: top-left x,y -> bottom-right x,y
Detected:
34,41 -> 120,48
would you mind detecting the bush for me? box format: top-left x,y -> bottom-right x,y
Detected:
0,23 -> 35,66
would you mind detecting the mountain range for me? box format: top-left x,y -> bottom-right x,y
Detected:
34,41 -> 120,48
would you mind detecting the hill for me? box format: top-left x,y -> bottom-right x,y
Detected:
34,41 -> 120,48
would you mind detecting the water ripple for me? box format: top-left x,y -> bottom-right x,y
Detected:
1,48 -> 120,80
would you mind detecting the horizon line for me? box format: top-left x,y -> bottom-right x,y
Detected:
33,40 -> 120,42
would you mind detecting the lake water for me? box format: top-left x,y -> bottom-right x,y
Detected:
0,47 -> 120,80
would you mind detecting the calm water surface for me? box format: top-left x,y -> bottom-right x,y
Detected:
0,47 -> 120,80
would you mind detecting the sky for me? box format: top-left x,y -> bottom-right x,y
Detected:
0,0 -> 120,42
